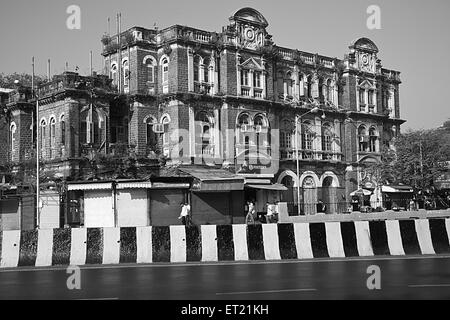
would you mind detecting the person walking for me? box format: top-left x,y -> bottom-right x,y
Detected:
246,201 -> 256,225
178,202 -> 190,226
266,202 -> 275,223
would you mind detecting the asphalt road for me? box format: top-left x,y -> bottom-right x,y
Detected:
1,256 -> 450,300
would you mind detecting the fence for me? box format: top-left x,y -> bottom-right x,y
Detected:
285,196 -> 450,216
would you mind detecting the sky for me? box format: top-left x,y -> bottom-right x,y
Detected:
0,0 -> 449,130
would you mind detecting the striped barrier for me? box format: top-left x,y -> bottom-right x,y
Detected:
1,218 -> 450,268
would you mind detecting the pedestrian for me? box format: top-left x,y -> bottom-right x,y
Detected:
266,202 -> 274,223
178,202 -> 190,226
246,201 -> 256,225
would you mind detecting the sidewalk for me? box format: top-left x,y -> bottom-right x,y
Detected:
278,206 -> 450,223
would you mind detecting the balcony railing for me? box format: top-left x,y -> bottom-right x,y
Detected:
194,82 -> 212,95
195,144 -> 215,157
280,148 -> 343,162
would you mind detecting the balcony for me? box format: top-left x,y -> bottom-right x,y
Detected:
280,148 -> 343,162
194,82 -> 212,95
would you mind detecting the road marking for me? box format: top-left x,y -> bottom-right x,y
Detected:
75,297 -> 119,300
216,288 -> 317,296
1,255 -> 450,273
408,284 -> 450,288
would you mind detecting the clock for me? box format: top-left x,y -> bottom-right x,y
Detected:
361,54 -> 369,66
244,28 -> 255,41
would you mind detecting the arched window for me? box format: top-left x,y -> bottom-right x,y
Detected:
238,114 -> 250,145
286,72 -> 293,97
306,75 -> 313,98
145,116 -> 157,149
326,79 -> 333,102
10,122 -> 17,161
49,117 -> 56,158
145,58 -> 156,83
280,120 -> 293,148
322,123 -> 333,152
203,58 -> 210,83
80,109 -> 102,145
318,77 -> 324,100
358,125 -> 367,152
162,116 -> 170,145
254,114 -> 269,148
110,62 -> 118,87
194,56 -> 201,82
162,58 -> 169,84
301,121 -> 314,156
40,119 -> 47,151
123,59 -> 130,92
60,115 -> 66,146
195,112 -> 214,156
369,127 -> 378,152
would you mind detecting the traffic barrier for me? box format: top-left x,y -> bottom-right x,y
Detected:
1,218 -> 450,268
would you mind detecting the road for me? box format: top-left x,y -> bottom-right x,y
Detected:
1,256 -> 450,300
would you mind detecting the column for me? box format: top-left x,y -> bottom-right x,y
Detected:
249,70 -> 254,97
187,48 -> 194,92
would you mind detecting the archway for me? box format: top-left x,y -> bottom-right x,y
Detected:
302,176 -> 317,215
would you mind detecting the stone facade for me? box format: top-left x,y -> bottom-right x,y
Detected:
1,7 -> 405,214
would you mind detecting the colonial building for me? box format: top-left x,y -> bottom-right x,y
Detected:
1,7 -> 405,228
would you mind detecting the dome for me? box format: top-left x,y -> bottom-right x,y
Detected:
349,37 -> 379,53
231,7 -> 268,27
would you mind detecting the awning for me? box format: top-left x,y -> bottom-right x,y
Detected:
116,182 -> 153,190
350,189 -> 372,196
381,185 -> 414,193
67,182 -> 113,191
179,167 -> 244,192
246,184 -> 288,191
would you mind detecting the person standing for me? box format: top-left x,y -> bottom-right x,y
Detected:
266,202 -> 274,223
178,202 -> 190,226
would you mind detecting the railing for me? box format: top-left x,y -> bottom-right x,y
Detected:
254,89 -> 263,99
194,82 -> 212,95
280,149 -> 343,162
241,88 -> 251,97
195,144 -> 215,156
285,198 -> 450,216
193,31 -> 212,43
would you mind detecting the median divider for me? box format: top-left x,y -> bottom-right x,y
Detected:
1,218 -> 450,268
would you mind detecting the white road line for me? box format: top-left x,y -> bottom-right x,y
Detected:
2,255 -> 450,273
74,297 -> 119,300
408,284 -> 450,288
216,288 -> 317,295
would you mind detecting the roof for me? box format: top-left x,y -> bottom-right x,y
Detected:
231,7 -> 269,27
0,88 -> 14,94
179,167 -> 243,182
349,37 -> 379,53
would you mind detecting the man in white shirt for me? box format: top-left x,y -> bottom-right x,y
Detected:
179,202 -> 190,226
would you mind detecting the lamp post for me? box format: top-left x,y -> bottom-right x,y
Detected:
295,106 -> 320,215
31,57 -> 41,229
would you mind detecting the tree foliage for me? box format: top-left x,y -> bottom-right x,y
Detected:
393,128 -> 450,189
0,72 -> 45,88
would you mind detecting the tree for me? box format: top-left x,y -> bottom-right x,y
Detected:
0,73 -> 45,88
392,129 -> 450,189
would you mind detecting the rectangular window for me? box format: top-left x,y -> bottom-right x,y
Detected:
359,89 -> 366,105
253,71 -> 262,88
163,66 -> 169,83
241,70 -> 249,86
368,90 -> 374,105
148,66 -> 154,83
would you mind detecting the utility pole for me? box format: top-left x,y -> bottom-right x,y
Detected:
32,57 -> 40,229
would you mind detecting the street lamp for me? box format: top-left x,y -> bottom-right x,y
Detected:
295,106 -> 320,215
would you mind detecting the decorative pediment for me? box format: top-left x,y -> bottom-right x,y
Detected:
358,79 -> 376,89
240,57 -> 263,70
